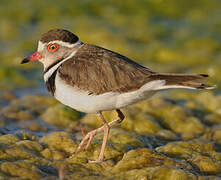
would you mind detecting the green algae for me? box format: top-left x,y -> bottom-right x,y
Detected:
112,148 -> 190,172
1,162 -> 42,180
0,134 -> 19,145
39,131 -> 77,154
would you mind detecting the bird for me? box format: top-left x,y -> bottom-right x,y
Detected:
21,29 -> 215,163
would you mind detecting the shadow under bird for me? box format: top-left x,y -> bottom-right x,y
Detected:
21,29 -> 215,163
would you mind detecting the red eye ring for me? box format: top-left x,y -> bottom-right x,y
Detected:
47,43 -> 59,52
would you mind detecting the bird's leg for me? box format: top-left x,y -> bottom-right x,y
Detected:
88,112 -> 110,163
107,109 -> 125,127
75,109 -> 125,162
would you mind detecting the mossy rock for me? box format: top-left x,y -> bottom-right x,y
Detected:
0,161 -> 42,179
39,131 -> 77,154
112,148 -> 189,173
0,134 -> 19,145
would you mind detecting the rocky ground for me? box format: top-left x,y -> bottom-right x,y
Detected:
0,90 -> 221,180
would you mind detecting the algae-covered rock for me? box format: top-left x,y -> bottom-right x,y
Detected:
16,140 -> 43,152
5,145 -> 38,160
39,131 -> 77,154
148,102 -> 205,139
204,113 -> 221,125
0,134 -> 19,145
203,128 -> 221,143
0,161 -> 42,179
108,128 -> 142,148
41,104 -> 81,128
115,166 -> 197,180
156,140 -> 221,175
155,129 -> 178,140
112,148 -> 190,172
41,148 -> 65,160
156,140 -> 217,159
145,166 -> 197,180
191,155 -> 221,175
121,111 -> 162,134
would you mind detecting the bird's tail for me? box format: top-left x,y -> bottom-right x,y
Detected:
150,73 -> 215,90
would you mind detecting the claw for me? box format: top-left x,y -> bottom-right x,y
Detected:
85,135 -> 94,151
75,128 -> 102,153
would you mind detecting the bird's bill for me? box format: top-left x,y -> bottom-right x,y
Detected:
21,52 -> 42,64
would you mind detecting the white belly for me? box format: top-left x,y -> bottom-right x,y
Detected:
54,74 -> 164,113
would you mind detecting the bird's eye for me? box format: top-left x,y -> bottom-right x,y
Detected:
47,43 -> 59,52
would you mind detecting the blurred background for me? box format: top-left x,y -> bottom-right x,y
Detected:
0,0 -> 220,94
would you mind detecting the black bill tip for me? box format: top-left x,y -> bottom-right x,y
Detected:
21,58 -> 29,64
199,74 -> 209,77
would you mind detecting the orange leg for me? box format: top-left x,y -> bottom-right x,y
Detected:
75,109 -> 125,163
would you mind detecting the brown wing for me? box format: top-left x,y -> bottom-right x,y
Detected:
58,44 -> 154,95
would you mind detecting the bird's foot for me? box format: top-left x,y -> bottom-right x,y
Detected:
88,159 -> 103,163
75,126 -> 104,153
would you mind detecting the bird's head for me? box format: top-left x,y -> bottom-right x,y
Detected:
21,29 -> 82,69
